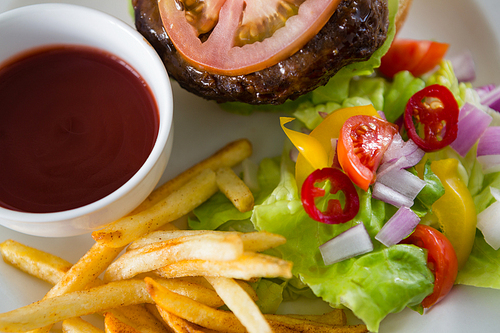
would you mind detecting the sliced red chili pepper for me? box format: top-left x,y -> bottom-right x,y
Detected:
301,167 -> 359,224
404,84 -> 459,152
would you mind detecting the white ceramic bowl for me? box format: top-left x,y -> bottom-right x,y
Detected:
0,4 -> 174,237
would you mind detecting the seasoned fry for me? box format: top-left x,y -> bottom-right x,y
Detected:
146,277 -> 246,333
106,304 -> 172,333
62,317 -> 104,333
215,166 -> 254,213
104,233 -> 244,282
92,169 -> 218,248
156,252 -> 293,280
158,310 -> 220,333
105,312 -> 141,333
0,279 -> 150,333
131,138 -> 252,214
206,277 -> 272,333
285,310 -> 347,326
147,278 -> 364,333
29,242 -> 124,333
128,230 -> 286,253
0,239 -> 72,285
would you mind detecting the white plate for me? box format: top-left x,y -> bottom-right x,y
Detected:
1,0 -> 500,332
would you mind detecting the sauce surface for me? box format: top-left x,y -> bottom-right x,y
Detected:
0,45 -> 159,213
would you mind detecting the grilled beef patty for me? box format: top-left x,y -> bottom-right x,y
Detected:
133,0 -> 389,105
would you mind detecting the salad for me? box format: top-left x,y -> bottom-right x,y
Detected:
188,22 -> 500,333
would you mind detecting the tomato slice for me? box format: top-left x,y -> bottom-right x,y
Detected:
400,224 -> 458,308
404,84 -> 459,152
379,39 -> 449,78
301,167 -> 359,224
337,115 -> 398,191
158,0 -> 341,75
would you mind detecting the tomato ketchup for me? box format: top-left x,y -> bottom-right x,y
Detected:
0,45 -> 159,213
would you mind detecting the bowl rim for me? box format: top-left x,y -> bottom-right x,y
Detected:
0,3 -> 173,223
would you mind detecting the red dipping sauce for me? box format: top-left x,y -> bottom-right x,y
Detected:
0,45 -> 159,213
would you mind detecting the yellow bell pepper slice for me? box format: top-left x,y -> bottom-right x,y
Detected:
427,158 -> 477,270
282,105 -> 380,188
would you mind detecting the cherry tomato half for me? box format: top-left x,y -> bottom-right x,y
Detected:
158,0 -> 341,75
400,224 -> 458,308
337,115 -> 398,191
301,167 -> 359,224
404,84 -> 459,152
379,39 -> 449,78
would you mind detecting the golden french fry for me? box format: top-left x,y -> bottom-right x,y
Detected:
104,311 -> 141,333
0,279 -> 150,333
131,138 -> 252,214
104,233 -> 244,282
92,169 -> 218,248
215,166 -> 254,213
285,310 -> 347,326
0,239 -> 72,285
128,230 -> 286,253
145,277 -> 246,333
206,277 -> 272,333
62,317 -> 104,333
156,252 -> 293,280
158,309 -> 220,333
28,242 -> 124,333
106,304 -> 173,333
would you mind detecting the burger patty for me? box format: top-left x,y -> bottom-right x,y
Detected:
133,0 -> 389,105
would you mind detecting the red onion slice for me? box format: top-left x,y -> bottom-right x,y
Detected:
477,187 -> 500,250
375,206 -> 420,247
480,85 -> 500,113
319,223 -> 373,266
477,126 -> 500,156
372,182 -> 415,208
450,103 -> 492,157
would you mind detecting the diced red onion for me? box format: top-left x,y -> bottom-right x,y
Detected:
480,85 -> 500,113
377,168 -> 426,202
476,84 -> 496,99
449,50 -> 476,83
477,187 -> 500,250
319,223 -> 373,266
477,126 -> 500,156
477,126 -> 500,174
477,155 -> 500,174
375,206 -> 420,247
372,182 -> 414,208
378,110 -> 387,120
450,103 -> 492,157
382,134 -> 424,167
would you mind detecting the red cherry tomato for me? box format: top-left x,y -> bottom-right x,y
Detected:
400,224 -> 458,308
158,0 -> 341,75
379,39 -> 449,78
301,168 -> 359,224
404,84 -> 459,152
337,115 -> 398,191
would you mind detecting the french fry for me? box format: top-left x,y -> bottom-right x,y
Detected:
92,169 -> 218,248
62,317 -> 105,333
158,310 -> 220,333
28,242 -> 124,333
147,278 -> 364,333
104,233 -> 244,282
105,312 -> 141,333
0,239 -> 72,285
128,230 -> 286,253
146,277 -> 246,333
205,276 -> 272,333
156,252 -> 293,280
106,304 -> 173,333
170,277 -> 258,302
285,310 -> 347,326
215,166 -> 254,213
0,279 -> 150,333
131,139 -> 252,214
